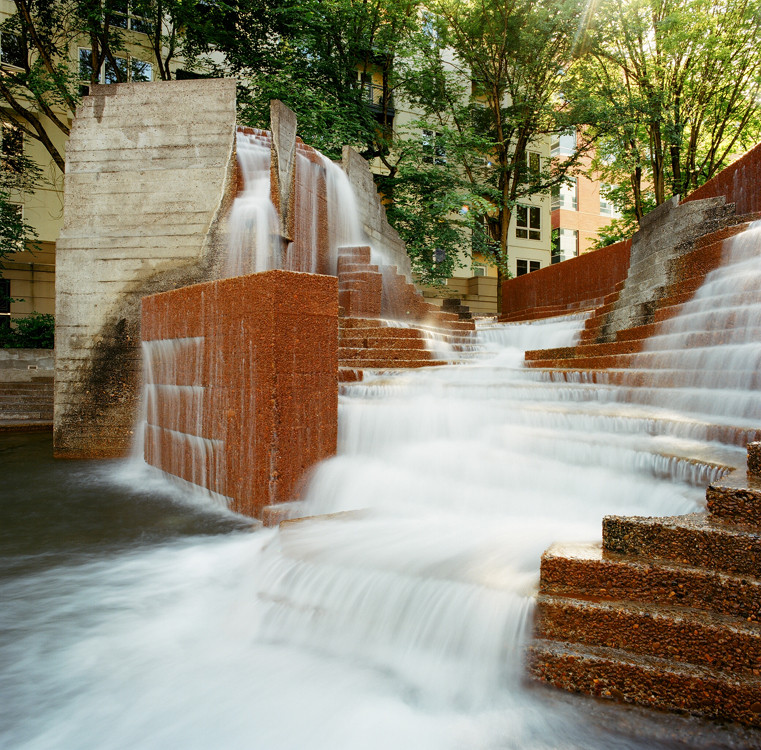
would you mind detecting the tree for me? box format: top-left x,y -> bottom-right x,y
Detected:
395,0 -> 590,280
0,0 -> 205,175
569,0 -> 761,227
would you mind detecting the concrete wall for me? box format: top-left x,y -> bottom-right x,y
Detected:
141,270 -> 338,519
501,239 -> 631,319
54,79 -> 237,458
0,349 -> 54,382
342,146 -> 412,279
682,141 -> 761,216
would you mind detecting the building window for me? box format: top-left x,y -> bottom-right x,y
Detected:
516,259 -> 541,276
79,47 -> 153,89
1,32 -> 25,69
550,129 -> 576,157
516,204 -> 540,241
1,121 -> 24,175
599,184 -> 621,218
551,177 -> 577,211
552,228 -> 578,264
0,278 -> 10,328
110,0 -> 154,34
422,129 -> 446,165
472,264 -> 486,277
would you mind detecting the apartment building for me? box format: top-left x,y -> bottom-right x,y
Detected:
550,128 -> 621,263
0,0 -> 173,327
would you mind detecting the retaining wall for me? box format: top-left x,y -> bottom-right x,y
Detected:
141,270 -> 338,519
54,79 -> 238,458
682,141 -> 761,216
501,240 -> 631,320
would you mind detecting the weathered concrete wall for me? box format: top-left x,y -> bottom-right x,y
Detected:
54,79 -> 237,458
598,196 -> 734,340
501,240 -> 631,320
342,146 -> 412,280
141,270 -> 338,519
0,349 -> 54,382
682,141 -> 761,216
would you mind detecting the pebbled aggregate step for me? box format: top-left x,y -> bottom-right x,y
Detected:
602,512 -> 761,579
535,594 -> 761,677
540,541 -> 761,621
527,639 -> 761,728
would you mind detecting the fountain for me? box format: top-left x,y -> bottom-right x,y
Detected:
28,78 -> 761,745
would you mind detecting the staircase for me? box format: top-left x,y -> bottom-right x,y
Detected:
524,213 -> 761,372
337,245 -> 476,379
0,377 -> 54,430
529,444 -> 761,727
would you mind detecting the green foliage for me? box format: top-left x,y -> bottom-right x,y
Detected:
567,0 -> 761,222
0,312 -> 54,348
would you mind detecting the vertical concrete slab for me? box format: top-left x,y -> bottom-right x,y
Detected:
141,270 -> 338,518
270,99 -> 298,244
54,79 -> 238,458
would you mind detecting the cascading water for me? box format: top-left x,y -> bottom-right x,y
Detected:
223,130 -> 280,277
7,251 -> 761,748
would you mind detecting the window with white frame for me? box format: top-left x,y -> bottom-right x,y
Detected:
422,129 -> 446,165
550,129 -> 576,157
551,177 -> 577,211
599,184 -> 621,218
516,204 -> 540,241
79,47 -> 153,88
516,259 -> 541,276
109,0 -> 154,33
557,228 -> 578,262
472,263 -> 486,277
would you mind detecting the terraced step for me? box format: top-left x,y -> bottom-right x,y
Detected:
339,337 -> 427,352
602,512 -> 761,578
339,347 -> 433,363
535,594 -> 761,677
707,473 -> 761,526
527,639 -> 761,727
540,541 -> 761,621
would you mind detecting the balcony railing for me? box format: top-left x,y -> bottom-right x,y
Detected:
360,83 -> 394,113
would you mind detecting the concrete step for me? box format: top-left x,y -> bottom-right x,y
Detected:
339,347 -> 433,362
527,639 -> 761,727
338,337 -> 427,351
535,594 -> 761,677
707,474 -> 761,526
602,512 -> 761,579
338,359 -> 447,369
540,541 -> 761,621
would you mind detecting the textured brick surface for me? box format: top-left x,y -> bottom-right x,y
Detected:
141,270 -> 338,518
500,240 -> 631,321
683,141 -> 761,215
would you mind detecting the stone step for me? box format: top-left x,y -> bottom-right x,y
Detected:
524,338 -> 645,363
602,512 -> 761,579
338,368 -> 363,383
535,594 -> 761,677
339,347 -> 433,362
527,639 -> 761,727
339,326 -> 423,341
338,359 -> 447,369
339,338 -> 427,352
540,541 -> 761,621
615,323 -> 658,342
339,318 -> 387,328
707,474 -> 761,526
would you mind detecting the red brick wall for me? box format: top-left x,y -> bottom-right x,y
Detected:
682,141 -> 761,215
502,239 -> 631,318
141,270 -> 338,519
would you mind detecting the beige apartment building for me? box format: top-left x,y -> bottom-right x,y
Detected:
0,0 -> 173,327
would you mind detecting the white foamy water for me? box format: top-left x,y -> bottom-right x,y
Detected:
223,131 -> 280,277
5,227 -> 761,748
